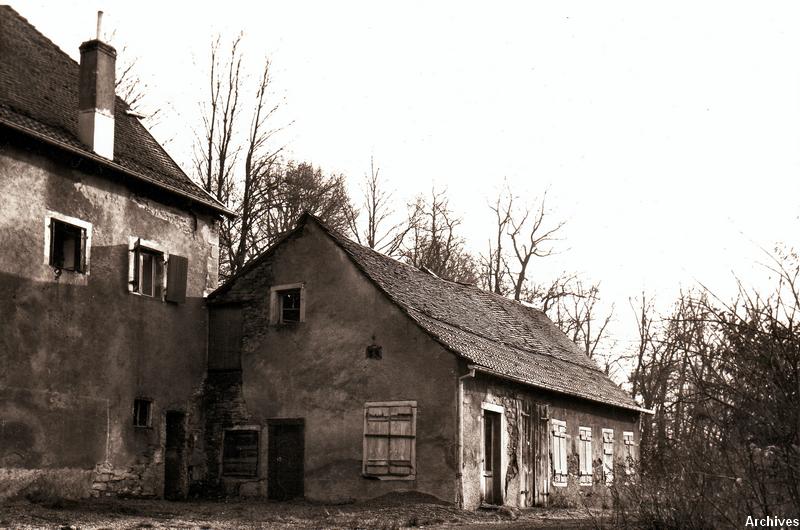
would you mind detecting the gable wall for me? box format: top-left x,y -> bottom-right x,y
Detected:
207,220 -> 461,503
0,138 -> 219,499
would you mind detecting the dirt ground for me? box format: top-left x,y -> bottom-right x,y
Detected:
0,493 -> 610,529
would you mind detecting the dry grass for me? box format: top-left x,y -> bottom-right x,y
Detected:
0,493 -> 608,529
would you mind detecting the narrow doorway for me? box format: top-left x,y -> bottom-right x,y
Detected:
520,402 -> 534,507
482,410 -> 503,505
164,411 -> 186,500
267,419 -> 304,500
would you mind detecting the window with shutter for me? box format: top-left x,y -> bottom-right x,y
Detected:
623,431 -> 635,475
363,401 -> 416,480
128,237 -> 168,298
44,212 -> 92,274
602,428 -> 614,484
578,426 -> 593,485
551,419 -> 567,486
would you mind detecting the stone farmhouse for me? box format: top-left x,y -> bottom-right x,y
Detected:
0,6 -> 648,508
0,6 -> 230,500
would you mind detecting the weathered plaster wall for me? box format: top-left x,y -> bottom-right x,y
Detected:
0,139 -> 218,499
207,221 -> 461,503
461,373 -> 640,510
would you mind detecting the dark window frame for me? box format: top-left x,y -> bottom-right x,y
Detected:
49,218 -> 88,273
222,429 -> 260,478
133,398 -> 153,428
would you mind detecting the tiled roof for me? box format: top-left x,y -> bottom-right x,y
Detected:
0,6 -> 230,216
211,214 -> 643,412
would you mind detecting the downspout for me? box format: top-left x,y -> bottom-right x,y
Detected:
457,368 -> 476,508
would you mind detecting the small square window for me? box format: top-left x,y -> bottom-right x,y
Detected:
270,284 -> 305,325
134,247 -> 164,297
279,289 -> 301,323
49,219 -> 87,272
133,399 -> 152,428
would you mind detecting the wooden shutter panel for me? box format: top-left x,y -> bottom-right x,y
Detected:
364,406 -> 390,475
388,405 -> 415,475
166,254 -> 188,303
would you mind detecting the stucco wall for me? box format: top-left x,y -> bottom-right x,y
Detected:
461,372 -> 640,510
207,220 -> 461,503
0,139 -> 219,499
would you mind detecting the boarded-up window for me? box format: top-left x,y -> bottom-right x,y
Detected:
363,401 -> 416,479
208,306 -> 243,370
223,429 -> 259,477
578,426 -> 592,485
602,428 -> 614,484
623,431 -> 635,475
551,419 -> 567,486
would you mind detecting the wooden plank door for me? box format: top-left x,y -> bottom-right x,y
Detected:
268,420 -> 305,500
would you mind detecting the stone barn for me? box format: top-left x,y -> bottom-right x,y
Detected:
0,7 -> 230,500
204,213 -> 648,508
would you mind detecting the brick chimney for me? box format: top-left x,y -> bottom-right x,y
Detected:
77,11 -> 116,160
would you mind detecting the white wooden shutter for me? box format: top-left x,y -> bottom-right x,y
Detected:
551,420 -> 567,485
602,428 -> 614,484
579,427 -> 592,484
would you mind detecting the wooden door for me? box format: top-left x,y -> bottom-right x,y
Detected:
164,411 -> 186,500
520,401 -> 534,507
268,420 -> 304,500
482,410 -> 502,505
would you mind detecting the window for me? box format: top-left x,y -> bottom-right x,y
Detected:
45,212 -> 92,274
602,428 -> 614,485
363,401 -> 416,479
551,419 -> 567,486
134,245 -> 163,297
269,283 -> 306,324
222,429 -> 259,477
578,426 -> 593,485
133,398 -> 152,428
623,431 -> 635,475
128,237 -> 188,303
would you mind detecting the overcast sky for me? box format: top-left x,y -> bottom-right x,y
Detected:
14,1 -> 800,364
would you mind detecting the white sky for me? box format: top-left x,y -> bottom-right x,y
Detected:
13,1 -> 800,363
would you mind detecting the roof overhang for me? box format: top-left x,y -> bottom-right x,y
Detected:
467,363 -> 655,415
0,116 -> 235,218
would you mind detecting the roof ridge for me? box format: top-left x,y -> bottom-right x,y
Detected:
1,6 -> 81,69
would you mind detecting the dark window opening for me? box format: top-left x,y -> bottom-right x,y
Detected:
366,344 -> 383,360
134,246 -> 163,297
133,398 -> 152,428
279,289 -> 302,323
223,430 -> 259,477
50,219 -> 86,272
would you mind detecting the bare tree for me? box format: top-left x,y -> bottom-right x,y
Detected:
397,189 -> 478,283
347,157 -> 405,256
